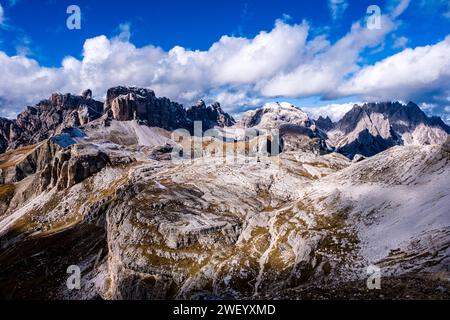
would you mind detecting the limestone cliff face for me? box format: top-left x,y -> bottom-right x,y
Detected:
0,92 -> 103,152
106,87 -> 235,132
186,100 -> 235,129
39,143 -> 111,191
327,102 -> 450,159
0,140 -> 61,184
0,118 -> 14,154
0,87 -> 236,155
106,87 -> 189,130
0,92 -> 449,300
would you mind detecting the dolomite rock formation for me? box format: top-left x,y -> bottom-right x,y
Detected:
186,100 -> 235,129
0,92 -> 103,152
325,102 -> 450,159
0,87 -> 236,155
0,90 -> 449,300
106,87 -> 236,132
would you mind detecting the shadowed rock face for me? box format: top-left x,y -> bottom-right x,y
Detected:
186,100 -> 235,130
0,118 -> 14,154
0,141 -> 61,185
335,102 -> 450,135
443,136 -> 450,153
0,87 -> 236,155
106,89 -> 235,132
39,143 -> 112,191
0,92 -> 103,152
315,116 -> 334,131
327,102 -> 450,159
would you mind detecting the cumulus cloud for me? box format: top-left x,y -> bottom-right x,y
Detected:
259,15 -> 396,98
337,35 -> 450,104
0,19 -> 317,115
303,103 -> 358,122
0,14 -> 449,122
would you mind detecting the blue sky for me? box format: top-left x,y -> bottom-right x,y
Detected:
0,0 -> 449,121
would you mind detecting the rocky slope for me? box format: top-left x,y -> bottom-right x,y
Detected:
0,87 -> 235,154
0,92 -> 449,300
0,128 -> 448,299
234,102 -> 330,155
323,102 -> 450,159
0,92 -> 103,153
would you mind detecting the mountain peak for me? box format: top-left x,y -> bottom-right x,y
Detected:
186,101 -> 235,129
0,87 -> 237,153
239,102 -> 310,130
316,115 -> 334,131
328,101 -> 449,159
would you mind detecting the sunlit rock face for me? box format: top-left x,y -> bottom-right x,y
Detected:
325,102 -> 450,159
0,91 -> 103,152
0,91 -> 449,300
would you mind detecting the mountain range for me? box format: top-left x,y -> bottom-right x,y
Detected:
0,87 -> 449,300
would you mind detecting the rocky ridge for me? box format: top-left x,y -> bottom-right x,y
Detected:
0,87 -> 235,154
323,101 -> 450,159
0,90 -> 449,300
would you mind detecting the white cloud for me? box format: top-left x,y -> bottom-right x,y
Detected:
328,0 -> 349,20
303,103 -> 357,122
338,35 -> 450,103
392,35 -> 408,49
389,0 -> 411,18
212,90 -> 264,113
259,16 -> 396,98
0,15 -> 449,122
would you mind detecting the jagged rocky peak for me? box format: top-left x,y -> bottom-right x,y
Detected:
81,89 -> 93,100
105,86 -> 156,112
327,101 -> 450,159
315,115 -> 334,131
186,100 -> 235,129
104,86 -> 235,131
104,86 -> 189,130
239,102 -> 311,130
0,91 -> 103,152
335,101 -> 450,134
0,86 -> 238,155
210,102 -> 236,127
235,102 -> 328,154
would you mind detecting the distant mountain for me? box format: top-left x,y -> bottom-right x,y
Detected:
1,105 -> 448,299
186,100 -> 235,129
237,102 -> 329,154
315,116 -> 334,131
238,102 -> 312,130
323,102 -> 450,159
103,86 -> 235,131
0,87 -> 235,154
235,101 -> 449,158
3,89 -> 447,161
0,93 -> 103,153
